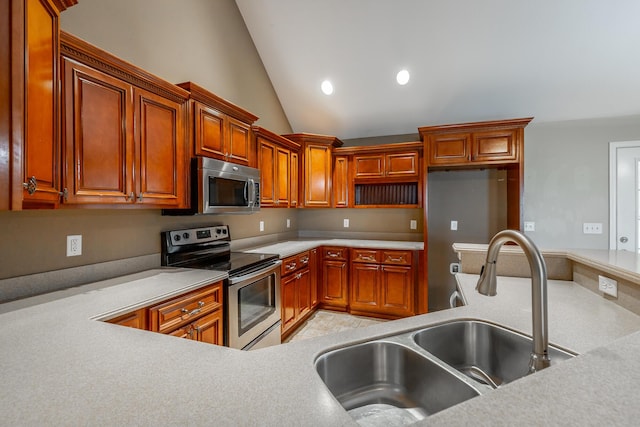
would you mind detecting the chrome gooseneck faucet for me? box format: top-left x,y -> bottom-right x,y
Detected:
476,229 -> 551,372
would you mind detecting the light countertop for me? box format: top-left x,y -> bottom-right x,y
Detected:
2,264 -> 640,425
243,238 -> 423,259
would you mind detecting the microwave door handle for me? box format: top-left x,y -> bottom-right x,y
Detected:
247,179 -> 256,207
244,180 -> 249,205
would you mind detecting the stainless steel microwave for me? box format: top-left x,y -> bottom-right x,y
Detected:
164,157 -> 260,215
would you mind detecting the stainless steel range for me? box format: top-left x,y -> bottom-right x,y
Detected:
161,225 -> 281,350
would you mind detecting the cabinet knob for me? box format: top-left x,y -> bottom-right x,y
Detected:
137,192 -> 144,202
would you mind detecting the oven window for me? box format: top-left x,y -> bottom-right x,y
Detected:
209,177 -> 247,206
237,274 -> 275,335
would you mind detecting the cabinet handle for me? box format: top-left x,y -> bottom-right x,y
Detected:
286,262 -> 297,270
296,273 -> 302,279
180,301 -> 205,318
59,188 -> 68,201
125,192 -> 135,201
328,252 -> 339,258
22,176 -> 37,195
300,257 -> 309,264
137,192 -> 144,202
360,256 -> 375,261
388,256 -> 405,262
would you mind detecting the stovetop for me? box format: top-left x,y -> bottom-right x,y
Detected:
160,225 -> 280,276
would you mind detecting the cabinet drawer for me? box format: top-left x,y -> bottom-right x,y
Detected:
381,250 -> 412,265
149,281 -> 223,333
282,250 -> 310,276
322,246 -> 348,261
351,249 -> 380,263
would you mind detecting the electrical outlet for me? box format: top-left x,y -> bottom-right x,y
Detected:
67,235 -> 82,257
410,220 -> 417,230
598,275 -> 618,298
450,220 -> 458,231
449,263 -> 461,274
343,218 -> 350,228
286,218 -> 290,228
583,223 -> 603,234
259,221 -> 264,232
524,221 -> 535,232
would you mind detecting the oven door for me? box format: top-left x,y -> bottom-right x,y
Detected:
227,260 -> 281,350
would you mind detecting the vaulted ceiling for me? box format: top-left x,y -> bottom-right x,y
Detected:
236,0 -> 640,140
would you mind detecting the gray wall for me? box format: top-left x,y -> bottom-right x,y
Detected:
60,0 -> 291,133
524,115 -> 640,249
427,170 -> 507,310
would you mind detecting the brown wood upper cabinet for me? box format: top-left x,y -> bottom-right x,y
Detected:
283,133 -> 344,208
254,127 -> 300,208
420,117 -> 533,231
59,32 -> 190,208
177,82 -> 258,167
420,118 -> 532,167
353,150 -> 420,179
1,0 -> 77,210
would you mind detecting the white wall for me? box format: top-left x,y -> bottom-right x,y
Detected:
60,0 -> 291,133
524,115 -> 640,249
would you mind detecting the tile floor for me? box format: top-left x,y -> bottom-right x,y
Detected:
284,309 -> 387,343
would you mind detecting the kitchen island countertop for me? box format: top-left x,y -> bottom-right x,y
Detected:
1,266 -> 640,425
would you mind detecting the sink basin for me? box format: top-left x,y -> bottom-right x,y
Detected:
315,341 -> 480,424
413,320 -> 575,388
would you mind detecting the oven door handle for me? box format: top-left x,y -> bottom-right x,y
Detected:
228,260 -> 282,285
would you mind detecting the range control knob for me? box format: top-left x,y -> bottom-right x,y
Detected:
174,234 -> 181,241
182,232 -> 190,240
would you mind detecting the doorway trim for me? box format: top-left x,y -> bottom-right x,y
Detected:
609,140 -> 640,250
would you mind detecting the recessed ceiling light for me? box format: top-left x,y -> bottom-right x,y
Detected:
321,80 -> 334,95
396,69 -> 410,85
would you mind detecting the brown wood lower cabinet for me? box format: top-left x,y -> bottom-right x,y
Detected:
350,249 -> 415,318
281,251 -> 315,339
106,280 -> 224,346
319,246 -> 349,311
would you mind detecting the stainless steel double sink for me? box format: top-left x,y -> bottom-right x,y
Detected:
315,319 -> 575,425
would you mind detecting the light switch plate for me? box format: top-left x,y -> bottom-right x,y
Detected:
286,218 -> 290,228
259,221 -> 264,232
450,220 -> 458,231
343,219 -> 350,228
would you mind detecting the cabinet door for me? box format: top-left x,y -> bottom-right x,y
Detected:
350,263 -> 380,311
303,144 -> 332,207
14,0 -> 66,208
275,146 -> 290,207
194,102 -> 225,159
281,273 -> 298,334
134,88 -> 187,207
227,117 -> 252,166
192,310 -> 224,345
290,151 -> 299,207
258,138 -> 276,207
427,133 -> 470,166
471,129 -> 518,163
380,265 -> 414,317
386,152 -> 419,177
61,58 -> 135,205
297,268 -> 311,319
332,155 -> 349,207
353,154 -> 384,178
321,260 -> 348,308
